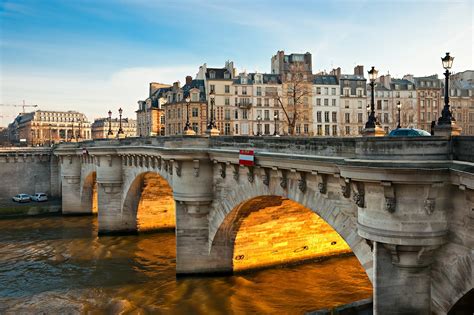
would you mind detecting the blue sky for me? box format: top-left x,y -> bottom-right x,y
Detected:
1,0 -> 472,126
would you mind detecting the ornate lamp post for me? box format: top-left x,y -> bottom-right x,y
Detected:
206,91 -> 219,136
397,101 -> 402,129
107,110 -> 113,136
71,118 -> 75,142
78,118 -> 82,140
257,115 -> 262,136
365,66 -> 378,129
438,52 -> 454,125
49,124 -> 52,145
118,108 -> 124,135
184,96 -> 195,135
273,112 -> 279,136
31,129 -> 34,146
366,104 -> 370,120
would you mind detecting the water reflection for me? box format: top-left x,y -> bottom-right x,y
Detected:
0,216 -> 372,314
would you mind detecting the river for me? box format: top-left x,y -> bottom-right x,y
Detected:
0,215 -> 372,314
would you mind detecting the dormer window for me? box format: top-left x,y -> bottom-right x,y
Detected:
191,93 -> 198,102
242,78 -> 247,84
224,71 -> 230,79
210,71 -> 216,79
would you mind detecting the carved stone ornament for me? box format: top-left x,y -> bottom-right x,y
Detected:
424,199 -> 435,215
220,163 -> 226,178
233,165 -> 239,181
341,184 -> 350,198
385,197 -> 396,213
279,170 -> 288,189
247,167 -> 254,183
261,168 -> 270,186
353,192 -> 364,208
298,178 -> 306,192
193,159 -> 200,177
175,161 -> 182,177
318,182 -> 326,194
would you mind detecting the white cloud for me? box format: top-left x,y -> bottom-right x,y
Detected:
0,65 -> 197,126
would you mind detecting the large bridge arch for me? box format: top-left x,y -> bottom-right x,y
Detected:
122,171 -> 175,233
209,172 -> 374,282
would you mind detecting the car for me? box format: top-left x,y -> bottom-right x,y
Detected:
388,128 -> 431,137
12,194 -> 31,203
31,193 -> 48,202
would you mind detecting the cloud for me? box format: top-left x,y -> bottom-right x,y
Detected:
0,65 -> 197,126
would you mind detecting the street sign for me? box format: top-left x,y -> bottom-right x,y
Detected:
239,149 -> 254,166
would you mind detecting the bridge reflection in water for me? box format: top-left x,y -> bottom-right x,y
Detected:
0,216 -> 372,314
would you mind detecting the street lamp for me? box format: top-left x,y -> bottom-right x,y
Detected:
257,115 -> 262,136
365,66 -> 379,129
71,118 -> 75,141
107,110 -> 113,136
118,108 -> 124,135
207,91 -> 216,130
438,52 -> 454,125
366,104 -> 370,120
49,124 -> 52,145
273,112 -> 279,136
184,96 -> 191,132
397,101 -> 401,129
31,129 -> 34,146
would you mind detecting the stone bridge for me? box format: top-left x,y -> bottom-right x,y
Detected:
1,136 -> 473,314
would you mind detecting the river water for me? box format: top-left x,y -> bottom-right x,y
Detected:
0,215 -> 372,314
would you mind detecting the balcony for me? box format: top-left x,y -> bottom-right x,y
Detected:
237,102 -> 252,109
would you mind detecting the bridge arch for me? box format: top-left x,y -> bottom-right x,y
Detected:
122,171 -> 175,232
209,176 -> 374,281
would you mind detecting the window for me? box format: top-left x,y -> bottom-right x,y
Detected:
324,111 -> 329,122
234,110 -> 239,119
332,125 -> 337,136
225,85 -> 230,93
224,123 -> 231,135
257,98 -> 262,106
224,72 -> 230,79
345,100 -> 349,108
235,124 -> 239,134
324,87 -> 328,95
257,87 -> 262,96
345,126 -> 350,135
325,125 -> 330,135
345,113 -> 350,123
210,84 -> 215,93
317,98 -> 321,106
191,93 -> 199,102
358,113 -> 363,123
225,109 -> 231,120
396,92 -> 400,98
316,87 -> 321,95
210,71 -> 216,79
264,124 -> 270,135
264,98 -> 270,106
332,99 -> 336,106
357,89 -> 362,97
317,125 -> 322,136
331,88 -> 336,95
383,113 -> 388,123
177,108 -> 181,118
332,112 -> 337,122
235,87 -> 238,95
358,101 -> 362,109
242,110 -> 248,119
264,110 -> 270,120
192,123 -> 198,133
317,111 -> 322,123
304,124 -> 309,134
324,99 -> 329,106
358,126 -> 363,134
344,89 -> 349,96
242,86 -> 247,95
225,97 -> 230,105
377,100 -> 382,110
192,108 -> 199,117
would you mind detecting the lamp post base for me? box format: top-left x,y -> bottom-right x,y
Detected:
107,134 -> 115,139
117,133 -> 126,139
205,128 -> 220,136
361,125 -> 385,137
184,129 -> 196,136
433,122 -> 462,137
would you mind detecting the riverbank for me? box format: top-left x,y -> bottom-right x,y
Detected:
0,199 -> 61,218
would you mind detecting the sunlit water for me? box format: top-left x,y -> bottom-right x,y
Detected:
0,216 -> 372,314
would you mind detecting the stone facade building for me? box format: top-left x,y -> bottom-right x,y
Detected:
339,67 -> 367,136
163,77 -> 208,136
450,70 -> 474,135
136,82 -> 170,137
91,118 -> 136,139
414,75 -> 443,132
8,110 -> 91,145
313,75 -> 340,136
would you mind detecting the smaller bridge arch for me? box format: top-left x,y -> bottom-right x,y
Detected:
122,171 -> 175,233
80,171 -> 98,214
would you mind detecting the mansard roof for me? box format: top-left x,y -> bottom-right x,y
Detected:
206,68 -> 232,80
313,75 -> 338,85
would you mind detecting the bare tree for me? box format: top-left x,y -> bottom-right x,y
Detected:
275,64 -> 312,135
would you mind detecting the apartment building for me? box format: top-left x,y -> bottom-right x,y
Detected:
414,75 -> 443,132
136,82 -> 170,137
339,66 -> 367,136
91,118 -> 137,139
450,70 -> 474,135
312,75 -> 340,136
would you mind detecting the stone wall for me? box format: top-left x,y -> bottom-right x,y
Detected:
0,149 -> 54,201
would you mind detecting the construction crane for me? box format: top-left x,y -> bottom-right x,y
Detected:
0,101 -> 39,113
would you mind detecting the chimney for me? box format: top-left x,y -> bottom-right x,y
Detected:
173,81 -> 180,89
185,76 -> 192,85
354,65 -> 364,76
330,67 -> 341,79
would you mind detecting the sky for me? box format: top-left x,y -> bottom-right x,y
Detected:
0,0 -> 473,126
